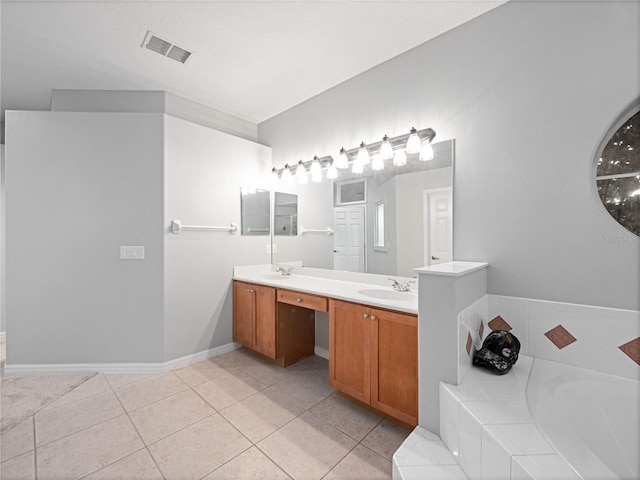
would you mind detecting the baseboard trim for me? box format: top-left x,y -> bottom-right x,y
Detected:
3,342 -> 242,374
314,346 -> 329,360
163,342 -> 241,371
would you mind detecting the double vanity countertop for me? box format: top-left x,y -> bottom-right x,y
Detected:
233,264 -> 419,314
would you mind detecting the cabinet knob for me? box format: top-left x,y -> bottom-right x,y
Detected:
363,313 -> 369,319
371,315 -> 377,321
296,298 -> 302,303
247,288 -> 254,293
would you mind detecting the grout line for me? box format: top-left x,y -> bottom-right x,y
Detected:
32,415 -> 38,479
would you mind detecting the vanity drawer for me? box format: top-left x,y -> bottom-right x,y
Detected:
277,289 -> 328,312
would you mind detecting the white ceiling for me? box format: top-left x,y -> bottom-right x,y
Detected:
1,0 -> 506,125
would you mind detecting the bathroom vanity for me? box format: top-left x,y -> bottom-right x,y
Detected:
232,265 -> 418,426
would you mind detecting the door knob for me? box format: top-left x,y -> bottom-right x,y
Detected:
431,256 -> 440,260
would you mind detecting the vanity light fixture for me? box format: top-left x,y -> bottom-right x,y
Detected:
270,127 -> 436,182
357,142 -> 370,165
406,127 -> 421,154
326,160 -> 338,179
420,141 -> 434,161
296,160 -> 308,184
281,163 -> 293,183
380,135 -> 394,160
310,156 -> 322,183
393,149 -> 407,167
371,154 -> 384,171
336,148 -> 349,169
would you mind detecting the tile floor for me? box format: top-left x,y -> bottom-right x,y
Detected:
1,348 -> 411,479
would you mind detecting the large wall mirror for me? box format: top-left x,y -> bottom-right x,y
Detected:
270,139 -> 455,277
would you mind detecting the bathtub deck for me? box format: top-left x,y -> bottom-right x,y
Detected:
393,355 -> 580,480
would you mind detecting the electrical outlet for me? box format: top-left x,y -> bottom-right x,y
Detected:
120,246 -> 145,260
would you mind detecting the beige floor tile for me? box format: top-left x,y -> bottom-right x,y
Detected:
270,371 -> 335,409
361,419 -> 411,460
194,371 -> 266,410
324,444 -> 391,479
36,414 -> 144,480
1,417 -> 34,462
104,373 -> 160,389
0,450 -> 35,480
1,373 -> 95,432
202,446 -> 291,480
84,448 -> 164,480
148,414 -> 251,480
129,389 -> 216,444
216,348 -> 262,367
173,359 -> 237,387
257,412 -> 357,480
35,390 -> 125,446
113,372 -> 188,411
220,388 -> 304,443
42,374 -> 112,411
310,393 -> 382,441
239,360 -> 293,386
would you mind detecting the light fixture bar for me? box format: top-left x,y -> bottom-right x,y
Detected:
271,127 -> 436,181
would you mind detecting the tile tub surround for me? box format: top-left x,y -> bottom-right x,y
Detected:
1,350 -> 410,480
459,295 -> 640,382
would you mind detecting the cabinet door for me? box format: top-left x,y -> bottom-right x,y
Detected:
329,299 -> 371,404
253,284 -> 276,358
233,281 -> 254,347
370,308 -> 418,426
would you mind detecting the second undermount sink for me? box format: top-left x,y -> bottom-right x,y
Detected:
357,288 -> 416,301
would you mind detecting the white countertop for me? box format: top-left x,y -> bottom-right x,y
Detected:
233,265 -> 418,314
414,261 -> 489,277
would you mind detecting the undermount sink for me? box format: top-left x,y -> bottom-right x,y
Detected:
357,288 -> 416,301
263,272 -> 290,279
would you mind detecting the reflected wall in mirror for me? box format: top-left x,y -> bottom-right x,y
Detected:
241,188 -> 270,235
271,139 -> 455,277
274,192 -> 298,236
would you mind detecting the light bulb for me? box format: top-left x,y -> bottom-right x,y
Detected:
357,142 -> 370,165
281,164 -> 293,183
327,162 -> 338,179
352,159 -> 364,174
336,147 -> 349,169
393,150 -> 407,167
371,154 -> 384,171
296,160 -> 307,184
310,156 -> 322,176
406,127 -> 421,154
380,135 -> 394,160
419,142 -> 434,161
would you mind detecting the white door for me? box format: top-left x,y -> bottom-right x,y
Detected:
424,189 -> 453,265
333,206 -> 365,272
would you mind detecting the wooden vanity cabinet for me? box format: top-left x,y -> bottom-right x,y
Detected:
233,281 -> 276,358
329,299 -> 418,426
233,281 -> 317,366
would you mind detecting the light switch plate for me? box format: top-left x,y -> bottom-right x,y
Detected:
120,246 -> 145,260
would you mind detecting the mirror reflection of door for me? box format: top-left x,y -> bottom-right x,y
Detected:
274,192 -> 298,236
424,188 -> 453,265
333,206 -> 365,272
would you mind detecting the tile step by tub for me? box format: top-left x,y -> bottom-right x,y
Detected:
393,355 -> 580,480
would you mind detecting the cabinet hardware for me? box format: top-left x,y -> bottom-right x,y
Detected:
371,315 -> 377,321
363,313 -> 369,319
296,298 -> 302,302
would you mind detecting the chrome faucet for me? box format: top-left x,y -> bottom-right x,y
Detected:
388,278 -> 415,292
276,266 -> 293,276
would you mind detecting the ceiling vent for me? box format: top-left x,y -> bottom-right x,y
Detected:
142,31 -> 193,64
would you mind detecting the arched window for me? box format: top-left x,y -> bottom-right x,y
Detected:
595,107 -> 640,236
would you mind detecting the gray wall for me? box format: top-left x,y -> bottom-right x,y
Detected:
5,112 -> 165,364
163,115 -> 272,361
259,1 -> 640,310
